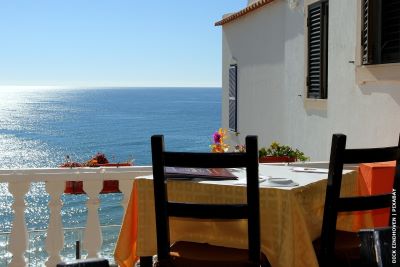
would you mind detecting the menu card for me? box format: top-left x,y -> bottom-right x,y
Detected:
165,167 -> 238,180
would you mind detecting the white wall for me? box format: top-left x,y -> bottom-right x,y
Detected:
222,0 -> 286,148
221,0 -> 400,160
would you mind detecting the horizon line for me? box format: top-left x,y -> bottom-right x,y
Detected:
0,85 -> 222,90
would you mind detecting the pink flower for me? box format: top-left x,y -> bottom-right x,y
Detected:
210,128 -> 229,153
213,132 -> 222,144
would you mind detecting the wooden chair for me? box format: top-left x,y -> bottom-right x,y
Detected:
150,135 -> 269,267
315,134 -> 400,267
358,226 -> 396,267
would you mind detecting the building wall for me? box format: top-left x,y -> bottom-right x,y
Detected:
221,0 -> 400,160
222,0 -> 287,148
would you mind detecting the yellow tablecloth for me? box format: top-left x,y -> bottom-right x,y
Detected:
115,165 -> 371,267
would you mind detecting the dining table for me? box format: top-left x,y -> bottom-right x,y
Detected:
114,164 -> 372,267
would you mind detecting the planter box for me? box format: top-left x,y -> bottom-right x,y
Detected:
96,163 -> 132,167
63,163 -> 132,194
64,180 -> 121,194
259,156 -> 296,163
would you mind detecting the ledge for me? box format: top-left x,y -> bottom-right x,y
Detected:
356,63 -> 400,85
303,98 -> 327,110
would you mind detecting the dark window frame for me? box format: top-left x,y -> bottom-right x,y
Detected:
228,64 -> 238,132
306,0 -> 329,99
362,0 -> 400,65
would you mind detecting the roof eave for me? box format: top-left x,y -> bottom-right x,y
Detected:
215,0 -> 276,26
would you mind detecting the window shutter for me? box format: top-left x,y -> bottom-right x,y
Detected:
307,1 -> 328,99
362,0 -> 373,64
228,65 -> 237,132
362,0 -> 381,64
381,0 -> 400,63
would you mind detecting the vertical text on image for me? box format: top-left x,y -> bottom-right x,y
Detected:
392,189 -> 397,264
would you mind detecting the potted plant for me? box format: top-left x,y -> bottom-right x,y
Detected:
259,142 -> 309,163
210,128 -> 230,153
61,153 -> 133,194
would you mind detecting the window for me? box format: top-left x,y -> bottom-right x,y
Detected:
228,64 -> 238,132
362,0 -> 400,64
307,0 -> 329,99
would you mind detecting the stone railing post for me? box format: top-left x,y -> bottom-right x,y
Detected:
45,180 -> 65,266
82,180 -> 103,258
8,181 -> 30,267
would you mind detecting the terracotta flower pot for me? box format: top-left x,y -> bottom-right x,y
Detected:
63,162 -> 132,194
259,156 -> 296,163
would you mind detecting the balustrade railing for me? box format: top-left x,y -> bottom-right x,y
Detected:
0,166 -> 152,266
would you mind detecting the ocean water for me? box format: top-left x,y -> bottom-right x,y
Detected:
0,87 -> 221,265
0,87 -> 221,167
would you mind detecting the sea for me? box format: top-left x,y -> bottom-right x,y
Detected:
0,87 -> 221,266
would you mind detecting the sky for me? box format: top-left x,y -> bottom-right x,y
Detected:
0,0 -> 247,88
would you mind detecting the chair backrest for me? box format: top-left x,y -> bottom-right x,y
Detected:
151,135 -> 261,265
319,133 -> 400,264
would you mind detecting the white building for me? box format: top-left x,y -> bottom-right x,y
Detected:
216,0 -> 400,160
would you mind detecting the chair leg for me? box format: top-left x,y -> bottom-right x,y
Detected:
260,253 -> 271,267
139,256 -> 152,267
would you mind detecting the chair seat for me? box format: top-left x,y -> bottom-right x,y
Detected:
155,241 -> 265,267
313,230 -> 361,266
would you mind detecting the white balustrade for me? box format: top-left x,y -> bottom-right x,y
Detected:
45,180 -> 65,266
8,181 -> 30,267
83,180 -> 103,258
0,166 -> 152,266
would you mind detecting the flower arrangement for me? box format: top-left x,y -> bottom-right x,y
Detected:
60,153 -> 133,195
259,141 -> 309,162
210,128 -> 230,153
60,161 -> 83,167
85,152 -> 109,167
60,155 -> 83,167
60,153 -> 133,168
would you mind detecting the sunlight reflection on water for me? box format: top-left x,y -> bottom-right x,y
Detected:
0,87 -> 220,265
